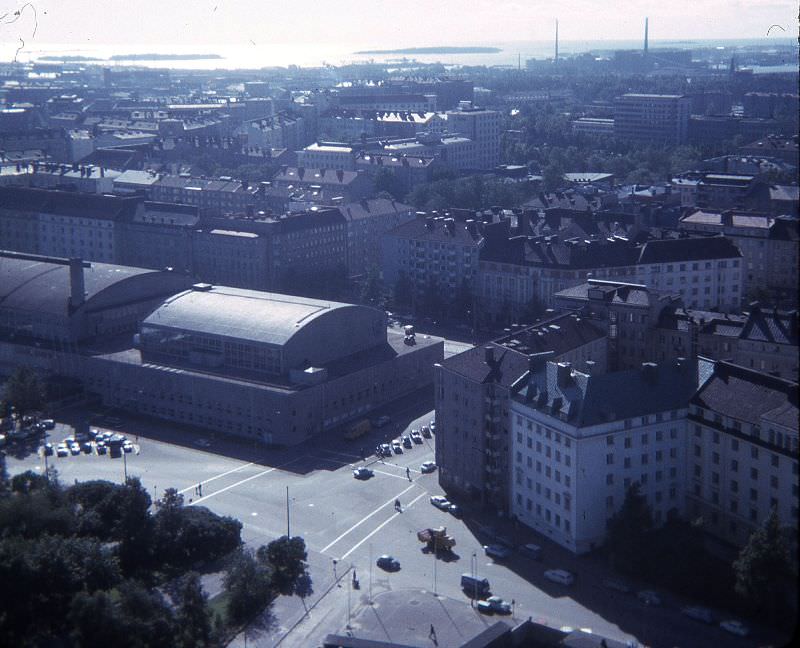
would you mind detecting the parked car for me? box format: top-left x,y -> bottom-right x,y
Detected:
420,461 -> 436,473
544,569 -> 575,586
392,441 -> 403,454
376,555 -> 400,571
520,543 -> 542,561
96,442 -> 108,455
353,467 -> 374,480
41,419 -> 55,430
602,578 -> 632,594
43,442 -> 54,456
56,444 -> 69,457
448,503 -> 463,518
377,443 -> 392,457
81,441 -> 93,453
88,428 -> 99,439
430,495 -> 451,510
402,436 -> 413,449
410,431 -> 423,444
69,443 -> 81,456
637,590 -> 662,606
681,606 -> 714,624
720,620 -> 749,637
420,426 -> 432,438
429,419 -> 436,433
122,441 -> 134,453
484,544 -> 511,560
63,436 -> 76,445
484,596 -> 512,614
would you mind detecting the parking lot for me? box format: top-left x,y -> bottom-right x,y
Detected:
4,404 -> 777,648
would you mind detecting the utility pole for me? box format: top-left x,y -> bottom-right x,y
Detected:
286,485 -> 291,538
433,549 -> 438,595
122,448 -> 128,482
369,544 -> 373,604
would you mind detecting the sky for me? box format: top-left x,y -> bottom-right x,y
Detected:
0,0 -> 797,49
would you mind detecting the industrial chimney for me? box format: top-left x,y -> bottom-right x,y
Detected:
644,17 -> 649,54
554,19 -> 559,62
69,258 -> 86,311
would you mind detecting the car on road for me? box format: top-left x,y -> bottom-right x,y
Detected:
96,442 -> 107,455
420,425 -> 432,438
484,544 -> 511,560
483,596 -> 512,614
376,555 -> 400,571
520,543 -> 542,561
352,467 -> 374,480
429,419 -> 436,433
448,503 -> 463,518
420,461 -> 436,473
410,431 -> 423,444
63,436 -> 76,445
56,444 -> 69,457
637,590 -> 662,606
720,620 -> 749,637
88,428 -> 99,439
43,442 -> 54,456
122,441 -> 134,453
544,569 -> 575,586
430,495 -> 451,510
81,441 -> 93,453
402,436 -> 413,449
681,606 -> 714,624
391,441 -> 403,454
602,578 -> 632,593
69,442 -> 82,455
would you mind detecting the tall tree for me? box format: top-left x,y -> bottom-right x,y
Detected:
733,509 -> 793,623
258,536 -> 308,595
174,572 -> 212,648
2,366 -> 46,417
605,481 -> 653,575
224,548 -> 273,624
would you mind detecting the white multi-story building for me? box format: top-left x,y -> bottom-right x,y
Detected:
445,103 -> 500,169
509,358 -> 697,554
296,143 -> 357,171
688,358 -> 798,552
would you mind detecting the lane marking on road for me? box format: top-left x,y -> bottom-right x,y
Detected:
320,482 -> 417,554
177,460 -> 256,495
339,489 -> 427,560
188,457 -> 302,506
370,468 -> 412,481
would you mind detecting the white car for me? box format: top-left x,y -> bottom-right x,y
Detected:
56,444 -> 69,457
720,620 -> 749,637
430,495 -> 451,510
420,461 -> 437,473
122,441 -> 134,453
69,443 -> 81,455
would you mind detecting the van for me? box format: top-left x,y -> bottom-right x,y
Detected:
544,569 -> 575,586
520,543 -> 542,561
460,574 -> 490,597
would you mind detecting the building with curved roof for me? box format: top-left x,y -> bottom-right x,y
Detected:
0,251 -> 190,342
139,285 -> 386,377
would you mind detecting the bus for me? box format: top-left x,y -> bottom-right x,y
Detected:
344,419 -> 371,440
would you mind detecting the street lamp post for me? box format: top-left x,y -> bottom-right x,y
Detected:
286,485 -> 291,538
471,551 -> 478,606
122,448 -> 128,482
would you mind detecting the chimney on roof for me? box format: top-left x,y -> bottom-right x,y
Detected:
528,351 -> 554,372
69,258 -> 86,311
484,346 -> 495,366
556,362 -> 572,387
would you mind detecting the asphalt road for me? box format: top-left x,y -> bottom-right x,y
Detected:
3,330 -> 779,648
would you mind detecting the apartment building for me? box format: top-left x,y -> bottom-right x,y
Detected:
382,212 -> 483,307
613,94 -> 690,145
688,359 -> 798,551
509,358 -> 697,553
445,103 -> 501,169
435,313 -> 607,511
680,209 -> 798,306
296,143 -> 357,171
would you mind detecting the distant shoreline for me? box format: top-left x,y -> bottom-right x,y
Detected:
354,46 -> 502,55
109,53 -> 224,61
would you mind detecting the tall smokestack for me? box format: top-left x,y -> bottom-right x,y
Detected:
69,258 -> 86,311
644,17 -> 649,54
555,19 -> 559,62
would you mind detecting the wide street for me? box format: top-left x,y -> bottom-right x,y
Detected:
6,404 -> 770,648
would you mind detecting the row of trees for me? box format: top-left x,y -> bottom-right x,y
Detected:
606,483 -> 796,625
0,466 -> 309,646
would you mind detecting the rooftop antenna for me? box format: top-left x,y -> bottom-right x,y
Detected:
644,17 -> 649,54
555,19 -> 559,62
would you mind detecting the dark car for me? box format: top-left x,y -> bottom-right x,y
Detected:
353,467 -> 374,480
43,442 -> 54,456
376,555 -> 400,571
484,544 -> 511,560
